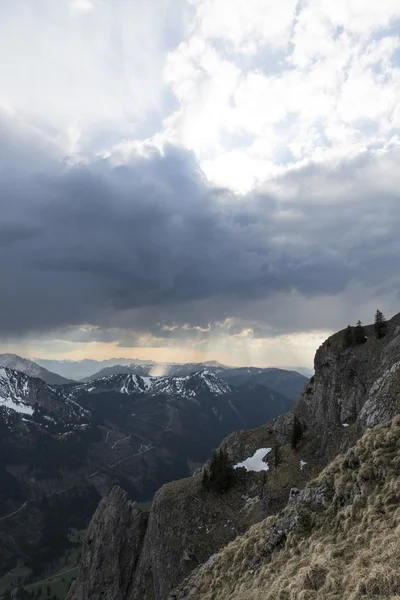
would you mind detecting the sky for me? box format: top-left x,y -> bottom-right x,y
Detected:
0,0 -> 399,368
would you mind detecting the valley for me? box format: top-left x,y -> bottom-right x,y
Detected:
0,358 -> 304,597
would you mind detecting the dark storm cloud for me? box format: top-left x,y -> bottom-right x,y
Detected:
1,113 -> 400,339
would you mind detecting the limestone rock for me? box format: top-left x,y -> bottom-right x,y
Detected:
67,486 -> 148,600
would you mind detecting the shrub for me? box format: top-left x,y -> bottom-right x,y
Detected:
354,320 -> 367,344
202,449 -> 234,494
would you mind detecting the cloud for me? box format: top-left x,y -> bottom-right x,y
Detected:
1,1 -> 400,365
191,0 -> 298,53
69,0 -> 94,16
0,0 -> 188,152
0,112 -> 399,354
161,0 -> 400,190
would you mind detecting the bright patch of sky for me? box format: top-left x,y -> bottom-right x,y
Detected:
159,0 -> 400,191
1,0 -> 399,192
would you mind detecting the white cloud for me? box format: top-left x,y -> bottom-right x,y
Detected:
191,0 -> 298,52
315,0 -> 400,34
69,0 -> 94,16
0,0 -> 188,153
164,37 -> 241,156
3,0 -> 399,191
156,0 -> 400,190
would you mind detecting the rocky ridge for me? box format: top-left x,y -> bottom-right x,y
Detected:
68,312 -> 400,600
72,486 -> 148,600
0,354 -> 75,385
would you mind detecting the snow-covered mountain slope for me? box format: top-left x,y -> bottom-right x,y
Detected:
0,367 -> 89,425
76,370 -> 232,399
77,361 -> 306,401
0,354 -> 74,385
150,370 -> 231,397
0,367 -> 34,415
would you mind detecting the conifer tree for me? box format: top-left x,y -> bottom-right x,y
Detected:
374,309 -> 387,339
202,449 -> 233,493
343,325 -> 354,348
354,320 -> 366,344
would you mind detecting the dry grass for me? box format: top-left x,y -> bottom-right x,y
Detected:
175,416 -> 400,600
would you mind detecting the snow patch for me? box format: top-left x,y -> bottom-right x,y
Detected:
141,376 -> 154,391
299,460 -> 307,470
234,448 -> 272,472
0,397 -> 33,415
342,423 -> 349,427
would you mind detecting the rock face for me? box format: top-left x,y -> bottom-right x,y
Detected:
294,313 -> 400,451
68,486 -> 148,600
69,469 -> 270,600
69,312 -> 400,600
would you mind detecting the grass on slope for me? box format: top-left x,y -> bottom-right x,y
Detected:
176,416 -> 400,600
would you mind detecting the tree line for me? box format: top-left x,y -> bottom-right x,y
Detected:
343,309 -> 388,349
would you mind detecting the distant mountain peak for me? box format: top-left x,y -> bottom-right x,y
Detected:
0,366 -> 88,425
81,370 -> 232,399
0,353 -> 74,385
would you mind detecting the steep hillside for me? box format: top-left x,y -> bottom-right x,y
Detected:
172,416 -> 400,600
0,354 -> 75,385
67,312 -> 400,600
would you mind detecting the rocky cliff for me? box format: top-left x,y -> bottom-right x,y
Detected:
68,312 -> 400,600
68,486 -> 148,600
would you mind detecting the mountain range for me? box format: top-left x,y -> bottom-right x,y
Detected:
32,356 -> 312,387
0,361 -> 301,585
0,353 -> 308,402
